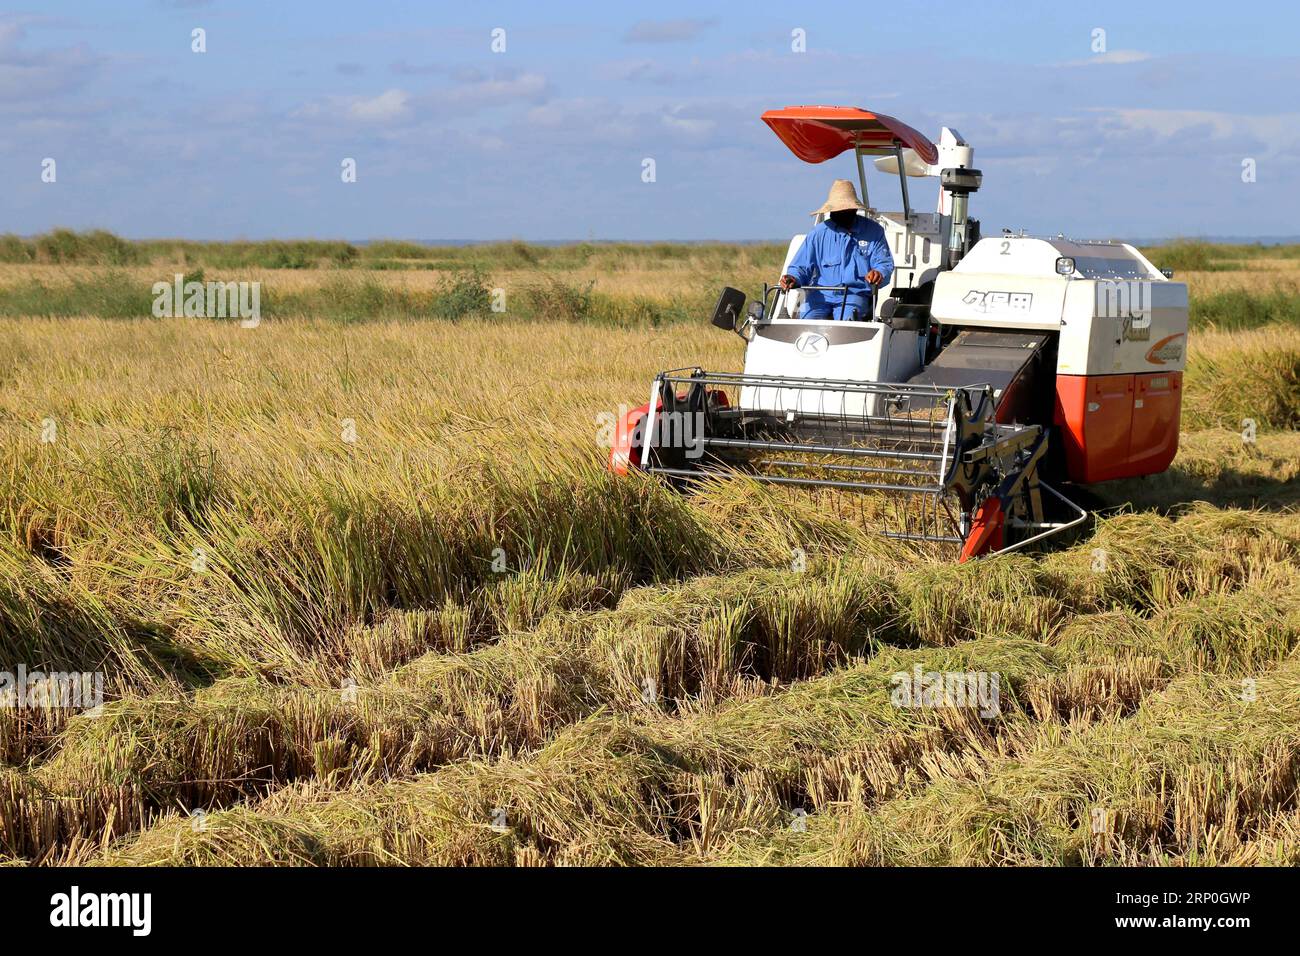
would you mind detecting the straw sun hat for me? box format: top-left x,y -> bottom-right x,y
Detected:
811,179 -> 866,217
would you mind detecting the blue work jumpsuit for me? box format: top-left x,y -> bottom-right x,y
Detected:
786,217 -> 894,319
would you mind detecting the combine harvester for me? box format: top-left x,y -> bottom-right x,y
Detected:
609,106 -> 1189,559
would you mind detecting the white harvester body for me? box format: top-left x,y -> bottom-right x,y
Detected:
739,319 -> 923,418
744,136 -> 1189,489
614,105 -> 1190,559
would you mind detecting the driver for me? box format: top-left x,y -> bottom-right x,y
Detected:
778,179 -> 893,320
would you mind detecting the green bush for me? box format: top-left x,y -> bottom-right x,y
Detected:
0,271 -> 153,318
361,241 -> 439,261
1140,240 -> 1244,272
31,229 -> 141,265
0,234 -> 33,263
0,230 -> 795,276
1191,290 -> 1300,331
433,270 -> 492,320
519,275 -> 594,322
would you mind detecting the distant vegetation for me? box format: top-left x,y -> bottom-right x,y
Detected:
0,269 -> 707,327
1190,290 -> 1300,332
0,229 -> 786,273
1,230 -> 1299,331
3,229 -> 1298,274
1138,239 -> 1300,272
0,229 -> 359,269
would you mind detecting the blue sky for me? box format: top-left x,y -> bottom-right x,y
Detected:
2,0 -> 1296,241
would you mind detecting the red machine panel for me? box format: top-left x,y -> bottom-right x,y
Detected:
1129,372 -> 1183,475
1054,372 -> 1182,484
1056,374 -> 1133,483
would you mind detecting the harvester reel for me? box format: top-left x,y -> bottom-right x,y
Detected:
641,368 -> 1085,559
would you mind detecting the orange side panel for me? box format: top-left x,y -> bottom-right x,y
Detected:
1129,372 -> 1182,476
1053,375 -> 1088,480
1055,374 -> 1134,484
1054,375 -> 1086,476
607,404 -> 650,476
1054,372 -> 1183,484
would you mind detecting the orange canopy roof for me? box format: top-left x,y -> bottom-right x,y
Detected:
761,106 -> 938,166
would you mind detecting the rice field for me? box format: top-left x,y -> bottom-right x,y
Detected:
0,238 -> 1297,867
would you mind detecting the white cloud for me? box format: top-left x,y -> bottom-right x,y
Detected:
348,88 -> 409,122
294,87 -> 411,123
444,72 -> 547,109
944,106 -> 1300,172
1057,49 -> 1155,67
0,19 -> 102,105
660,110 -> 714,137
1086,107 -> 1299,150
292,72 -> 548,128
524,98 -> 639,143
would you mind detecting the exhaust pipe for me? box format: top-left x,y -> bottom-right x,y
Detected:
940,167 -> 982,269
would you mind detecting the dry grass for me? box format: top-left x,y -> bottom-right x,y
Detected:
0,246 -> 1297,866
1183,326 -> 1300,429
723,650 -> 1300,866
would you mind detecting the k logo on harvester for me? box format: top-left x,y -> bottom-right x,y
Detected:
794,331 -> 829,356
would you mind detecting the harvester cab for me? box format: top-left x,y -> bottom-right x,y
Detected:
610,106 -> 1189,561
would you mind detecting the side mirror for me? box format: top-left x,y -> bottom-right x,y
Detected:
709,287 -> 746,332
